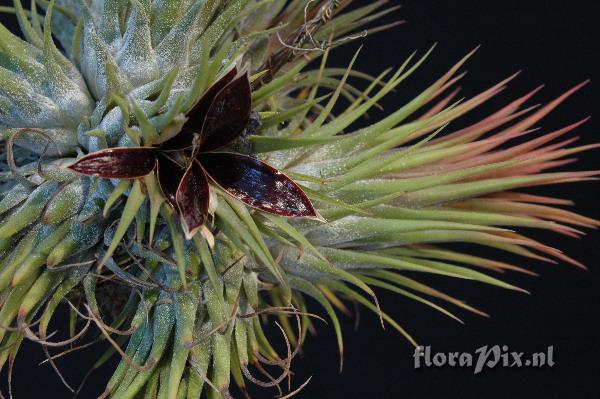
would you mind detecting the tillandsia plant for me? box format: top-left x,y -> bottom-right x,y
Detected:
0,0 -> 597,398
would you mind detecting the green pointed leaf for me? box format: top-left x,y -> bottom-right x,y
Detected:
100,179 -> 145,267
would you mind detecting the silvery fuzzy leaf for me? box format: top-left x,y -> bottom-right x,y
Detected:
79,1 -> 131,99
150,0 -> 195,46
0,16 -> 92,132
188,0 -> 251,65
116,2 -> 159,87
279,155 -> 348,178
1,127 -> 79,156
154,1 -> 204,72
46,0 -> 84,58
86,132 -> 109,153
98,105 -> 128,146
43,41 -> 95,129
240,0 -> 286,32
128,75 -> 169,101
0,67 -> 64,128
168,64 -> 198,93
0,26 -> 46,88
87,0 -> 105,18
99,0 -> 123,51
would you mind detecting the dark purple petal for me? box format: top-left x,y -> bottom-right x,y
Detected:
161,68 -> 238,151
199,153 -> 317,218
156,153 -> 186,208
68,147 -> 157,178
199,72 -> 252,152
176,160 -> 210,239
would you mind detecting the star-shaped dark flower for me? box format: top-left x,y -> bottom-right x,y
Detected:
69,68 -> 317,239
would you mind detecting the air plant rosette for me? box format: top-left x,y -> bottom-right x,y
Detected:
0,0 -> 597,398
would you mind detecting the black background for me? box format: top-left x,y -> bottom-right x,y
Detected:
1,1 -> 599,398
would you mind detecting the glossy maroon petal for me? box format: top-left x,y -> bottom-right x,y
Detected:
199,153 -> 317,218
68,147 -> 157,178
156,153 -> 186,208
161,68 -> 238,151
176,160 -> 210,239
199,72 -> 252,152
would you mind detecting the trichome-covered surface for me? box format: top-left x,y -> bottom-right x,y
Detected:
0,1 -> 597,398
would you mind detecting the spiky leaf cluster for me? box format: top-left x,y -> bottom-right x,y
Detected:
0,1 -> 596,398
